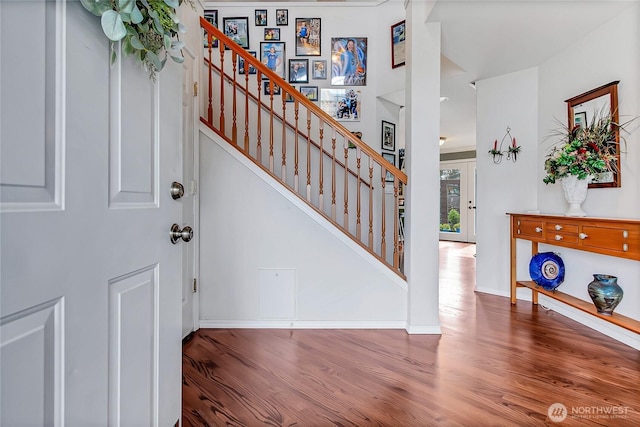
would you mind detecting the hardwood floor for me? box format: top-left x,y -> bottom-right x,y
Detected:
182,242 -> 640,426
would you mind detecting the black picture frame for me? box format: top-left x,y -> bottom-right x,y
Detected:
299,86 -> 318,101
391,20 -> 406,69
255,9 -> 267,26
264,28 -> 280,41
381,120 -> 395,151
312,60 -> 326,79
263,80 -> 281,96
286,87 -> 296,102
295,18 -> 321,56
574,111 -> 588,129
276,9 -> 288,26
288,59 -> 309,83
260,42 -> 286,79
223,17 -> 249,49
239,51 -> 257,75
203,10 -> 218,48
382,152 -> 396,182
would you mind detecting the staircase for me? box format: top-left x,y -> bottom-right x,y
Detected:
200,18 -> 407,278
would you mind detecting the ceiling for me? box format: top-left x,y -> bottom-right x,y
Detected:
214,1 -> 637,152
427,0 -> 636,152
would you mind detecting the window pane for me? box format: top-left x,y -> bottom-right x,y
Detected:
440,169 -> 460,233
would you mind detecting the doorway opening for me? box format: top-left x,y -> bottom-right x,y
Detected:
439,160 -> 476,243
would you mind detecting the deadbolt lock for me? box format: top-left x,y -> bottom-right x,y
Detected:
170,181 -> 185,200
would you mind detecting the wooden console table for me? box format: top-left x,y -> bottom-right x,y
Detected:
508,213 -> 640,334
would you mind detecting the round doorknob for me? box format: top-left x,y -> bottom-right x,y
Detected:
170,181 -> 185,199
170,224 -> 193,244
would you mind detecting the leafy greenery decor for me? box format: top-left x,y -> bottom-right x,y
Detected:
80,0 -> 192,80
543,108 -> 636,184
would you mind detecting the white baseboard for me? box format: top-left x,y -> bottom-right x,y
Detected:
405,325 -> 442,335
538,296 -> 640,350
475,288 -> 640,350
199,320 -> 408,329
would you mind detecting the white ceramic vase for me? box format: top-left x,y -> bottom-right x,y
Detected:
560,175 -> 590,217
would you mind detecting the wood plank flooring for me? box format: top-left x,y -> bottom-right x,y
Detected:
182,242 -> 640,426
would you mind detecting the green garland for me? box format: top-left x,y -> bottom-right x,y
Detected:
80,0 -> 193,80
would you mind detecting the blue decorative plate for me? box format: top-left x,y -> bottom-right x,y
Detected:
529,252 -> 565,290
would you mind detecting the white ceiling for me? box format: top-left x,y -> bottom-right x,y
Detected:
214,1 -> 637,152
428,0 -> 636,152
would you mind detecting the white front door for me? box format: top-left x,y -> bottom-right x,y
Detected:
181,48 -> 198,339
1,2 -> 183,425
439,160 -> 477,243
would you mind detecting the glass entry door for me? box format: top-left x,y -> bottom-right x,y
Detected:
439,160 -> 476,242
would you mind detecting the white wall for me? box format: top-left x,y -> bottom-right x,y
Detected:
475,67 -> 540,296
476,4 -> 639,349
538,5 -> 640,218
200,1 -> 417,328
534,4 -> 640,348
206,1 -> 405,149
199,129 -> 407,327
204,1 -> 639,346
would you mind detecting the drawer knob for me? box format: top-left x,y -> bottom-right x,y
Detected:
623,244 -> 628,252
579,233 -> 588,240
555,235 -> 563,241
623,230 -> 628,239
535,227 -> 542,233
555,224 -> 563,230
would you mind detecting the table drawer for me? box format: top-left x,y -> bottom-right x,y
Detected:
514,218 -> 544,239
579,224 -> 640,258
546,232 -> 579,245
545,222 -> 579,234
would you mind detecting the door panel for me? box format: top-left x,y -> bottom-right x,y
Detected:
1,2 -> 183,425
108,266 -> 157,426
439,161 -> 476,242
0,0 -> 62,210
0,299 -> 63,426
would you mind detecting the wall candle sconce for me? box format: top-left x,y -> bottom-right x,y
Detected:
489,127 -> 521,164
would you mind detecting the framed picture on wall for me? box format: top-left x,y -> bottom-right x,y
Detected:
223,17 -> 249,49
295,18 -> 321,56
276,9 -> 288,26
286,87 -> 296,102
381,120 -> 396,151
239,51 -> 257,75
255,9 -> 267,26
263,81 -> 281,96
330,37 -> 367,86
264,28 -> 280,41
299,86 -> 319,101
312,60 -> 327,79
382,152 -> 396,182
391,20 -> 406,68
320,88 -> 360,122
260,42 -> 286,79
288,59 -> 309,83
203,10 -> 218,48
574,111 -> 587,128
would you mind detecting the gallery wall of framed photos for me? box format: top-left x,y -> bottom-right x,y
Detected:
204,2 -> 406,158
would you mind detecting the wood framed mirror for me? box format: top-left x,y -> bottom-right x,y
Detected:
565,81 -> 620,188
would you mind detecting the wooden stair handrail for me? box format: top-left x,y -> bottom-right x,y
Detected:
200,18 -> 407,278
203,57 -> 373,189
200,17 -> 407,185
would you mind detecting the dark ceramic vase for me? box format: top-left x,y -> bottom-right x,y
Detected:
587,274 -> 624,315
